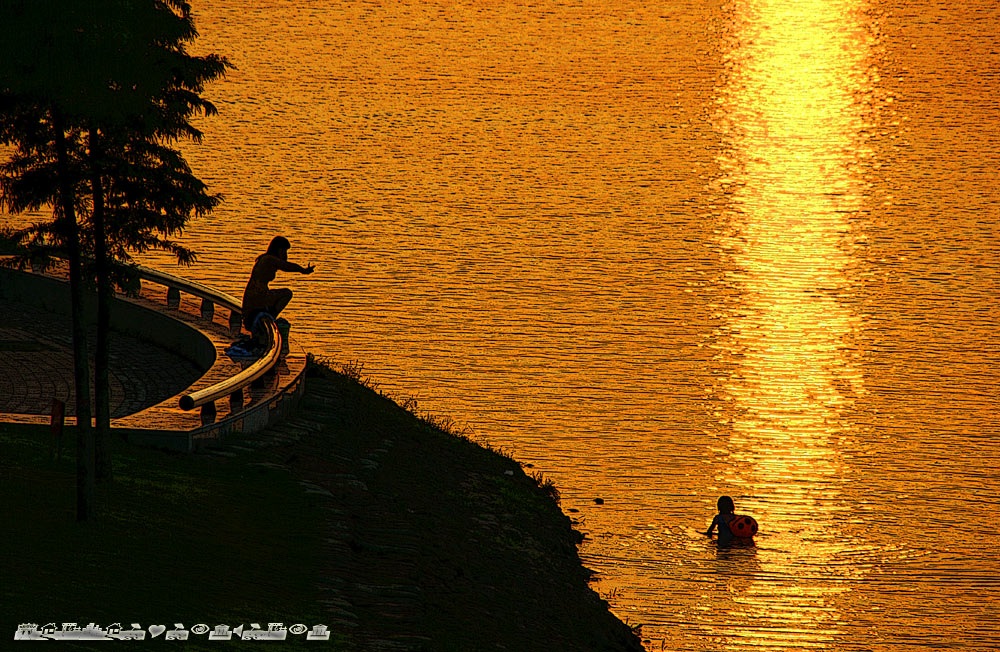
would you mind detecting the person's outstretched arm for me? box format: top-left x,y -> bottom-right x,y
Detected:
277,259 -> 315,274
706,516 -> 717,536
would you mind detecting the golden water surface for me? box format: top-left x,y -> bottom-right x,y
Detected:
5,0 -> 998,649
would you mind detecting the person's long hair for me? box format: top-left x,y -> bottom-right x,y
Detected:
266,236 -> 291,256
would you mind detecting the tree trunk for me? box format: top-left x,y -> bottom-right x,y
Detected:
91,130 -> 113,483
53,110 -> 96,522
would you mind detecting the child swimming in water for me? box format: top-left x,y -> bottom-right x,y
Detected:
706,495 -> 738,542
706,495 -> 759,542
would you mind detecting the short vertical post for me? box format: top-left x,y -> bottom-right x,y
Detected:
277,320 -> 290,355
200,298 -> 215,320
200,401 -> 217,425
166,286 -> 180,309
50,398 -> 65,460
229,310 -> 243,336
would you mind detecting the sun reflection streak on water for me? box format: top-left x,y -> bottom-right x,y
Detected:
707,0 -> 879,648
6,1 -> 1000,648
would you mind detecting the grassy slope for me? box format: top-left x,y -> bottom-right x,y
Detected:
0,424 -> 328,650
1,360 -> 643,651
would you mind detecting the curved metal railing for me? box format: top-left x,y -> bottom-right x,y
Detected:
135,265 -> 244,331
178,315 -> 281,411
133,265 -> 283,415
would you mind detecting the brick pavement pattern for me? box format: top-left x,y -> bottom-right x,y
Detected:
0,301 -> 204,418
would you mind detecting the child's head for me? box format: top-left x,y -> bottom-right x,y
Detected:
717,495 -> 735,514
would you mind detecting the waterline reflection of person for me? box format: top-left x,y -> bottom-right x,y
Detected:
241,236 -> 314,341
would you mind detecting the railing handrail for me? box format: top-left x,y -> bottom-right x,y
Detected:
134,265 -> 242,314
129,265 -> 283,413
20,259 -> 282,415
179,315 -> 281,411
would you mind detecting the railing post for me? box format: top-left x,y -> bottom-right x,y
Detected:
200,298 -> 214,320
230,389 -> 244,410
277,319 -> 290,354
229,310 -> 242,336
200,400 -> 217,425
166,286 -> 180,309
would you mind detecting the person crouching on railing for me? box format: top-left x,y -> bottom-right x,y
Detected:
241,236 -> 314,345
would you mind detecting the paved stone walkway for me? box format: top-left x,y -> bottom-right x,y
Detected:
0,300 -> 204,419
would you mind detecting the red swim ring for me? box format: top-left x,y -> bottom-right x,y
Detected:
729,515 -> 758,537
